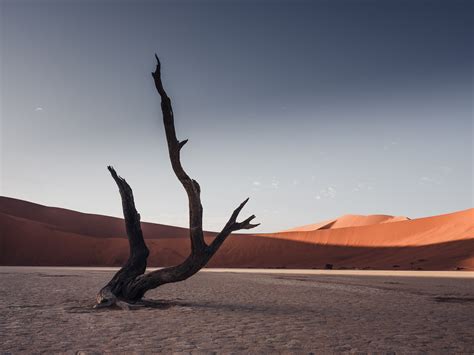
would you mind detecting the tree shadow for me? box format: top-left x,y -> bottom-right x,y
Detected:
434,296 -> 474,304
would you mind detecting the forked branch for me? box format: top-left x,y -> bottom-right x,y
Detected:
132,54 -> 259,291
95,55 -> 259,306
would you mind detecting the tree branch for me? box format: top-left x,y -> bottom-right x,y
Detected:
151,54 -> 206,253
107,166 -> 148,259
207,198 -> 260,255
132,197 -> 259,293
96,166 -> 149,304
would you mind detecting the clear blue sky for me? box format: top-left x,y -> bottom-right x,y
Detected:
1,0 -> 472,232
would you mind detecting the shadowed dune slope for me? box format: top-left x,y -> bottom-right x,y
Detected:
0,196 -> 215,240
0,196 -> 473,270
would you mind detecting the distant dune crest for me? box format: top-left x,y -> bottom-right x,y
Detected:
282,214 -> 410,232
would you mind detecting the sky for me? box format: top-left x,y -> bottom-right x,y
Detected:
1,0 -> 472,232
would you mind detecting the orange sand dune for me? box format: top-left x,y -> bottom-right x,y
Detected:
0,196 -> 473,270
264,208 -> 473,247
281,214 -> 409,232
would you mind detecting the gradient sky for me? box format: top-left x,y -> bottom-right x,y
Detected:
1,0 -> 472,232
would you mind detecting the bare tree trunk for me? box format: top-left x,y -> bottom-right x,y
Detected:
94,55 -> 259,309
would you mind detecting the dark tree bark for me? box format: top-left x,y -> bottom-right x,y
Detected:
95,55 -> 259,309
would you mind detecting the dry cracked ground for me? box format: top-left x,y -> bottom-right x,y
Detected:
0,267 -> 473,354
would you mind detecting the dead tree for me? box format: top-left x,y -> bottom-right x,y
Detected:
94,55 -> 259,309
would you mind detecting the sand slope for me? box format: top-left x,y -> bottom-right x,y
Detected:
0,196 -> 210,240
0,196 -> 473,270
281,214 -> 409,232
265,209 -> 472,247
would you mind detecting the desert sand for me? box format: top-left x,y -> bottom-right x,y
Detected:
1,196 -> 473,270
281,213 -> 410,232
1,267 -> 473,353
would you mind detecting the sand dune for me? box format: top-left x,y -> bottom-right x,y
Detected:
264,209 -> 472,247
0,196 -> 473,270
0,196 -> 213,240
281,214 -> 409,232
